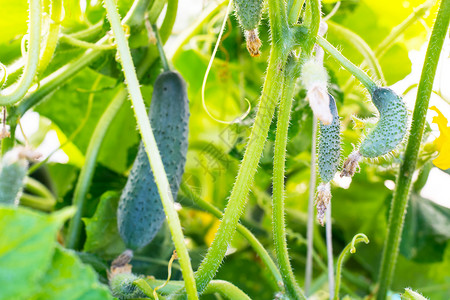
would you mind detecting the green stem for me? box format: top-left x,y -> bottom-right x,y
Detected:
193,0 -> 291,293
194,48 -> 286,294
59,34 -> 116,50
150,23 -> 170,72
305,116 -> 317,296
14,0 -> 153,118
102,1 -> 198,299
288,0 -> 306,24
303,0 -> 321,60
0,0 -> 41,105
68,21 -> 104,40
374,0 -> 434,58
316,36 -> 377,92
273,58 -> 306,300
179,183 -> 283,288
203,280 -> 251,300
38,0 -> 63,75
148,0 -> 167,24
334,233 -> 369,300
327,21 -> 385,85
66,88 -> 127,249
376,1 -> 450,299
24,177 -> 55,201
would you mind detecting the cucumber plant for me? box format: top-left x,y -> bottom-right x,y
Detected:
0,0 -> 448,299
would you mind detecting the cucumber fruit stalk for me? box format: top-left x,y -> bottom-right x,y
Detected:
315,95 -> 341,226
117,71 -> 190,250
0,147 -> 31,206
234,0 -> 264,56
341,87 -> 408,177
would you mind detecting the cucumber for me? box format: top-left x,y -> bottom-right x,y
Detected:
341,87 -> 408,177
318,94 -> 341,183
359,87 -> 408,158
109,273 -> 146,299
117,71 -> 189,250
234,0 -> 265,57
315,95 -> 341,225
234,0 -> 264,31
0,148 -> 28,206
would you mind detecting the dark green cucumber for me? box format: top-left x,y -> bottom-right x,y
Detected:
0,149 -> 28,206
117,71 -> 189,250
318,95 -> 341,183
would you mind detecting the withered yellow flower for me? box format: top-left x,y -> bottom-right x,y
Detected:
429,106 -> 450,170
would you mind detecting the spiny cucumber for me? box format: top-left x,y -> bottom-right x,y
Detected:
0,148 -> 29,206
318,95 -> 341,183
117,71 -> 189,250
315,95 -> 341,225
341,87 -> 408,177
234,0 -> 265,56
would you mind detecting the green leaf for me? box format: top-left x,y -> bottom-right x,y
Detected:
400,193 -> 450,263
83,191 -> 126,257
0,206 -> 74,299
31,246 -> 113,300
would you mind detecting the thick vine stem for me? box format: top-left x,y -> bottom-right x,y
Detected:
193,0 -> 292,294
334,233 -> 369,300
179,183 -> 284,288
38,0 -> 63,75
273,56 -> 306,300
316,36 -> 377,93
102,1 -> 198,299
194,47 -> 287,294
376,1 -> 450,299
303,0 -> 321,60
0,0 -> 41,105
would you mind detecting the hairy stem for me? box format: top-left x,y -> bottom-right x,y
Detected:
317,36 -> 377,92
179,183 -> 283,288
193,0 -> 290,293
203,280 -> 251,300
273,59 -> 306,300
0,0 -> 41,105
102,1 -> 198,299
38,0 -> 63,74
376,1 -> 450,299
326,204 -> 334,299
327,21 -> 385,85
335,234 -> 369,300
305,117 -> 317,296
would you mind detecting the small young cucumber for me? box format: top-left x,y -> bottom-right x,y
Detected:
117,71 -> 189,250
109,273 -> 146,299
318,94 -> 341,183
359,87 -> 407,158
0,149 -> 28,206
315,95 -> 341,226
234,0 -> 264,31
234,0 -> 265,56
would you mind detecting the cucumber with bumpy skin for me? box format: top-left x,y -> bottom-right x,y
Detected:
341,87 -> 408,177
359,87 -> 408,158
0,149 -> 28,206
315,95 -> 341,225
234,0 -> 265,57
117,71 -> 189,250
318,94 -> 341,183
109,273 -> 146,299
